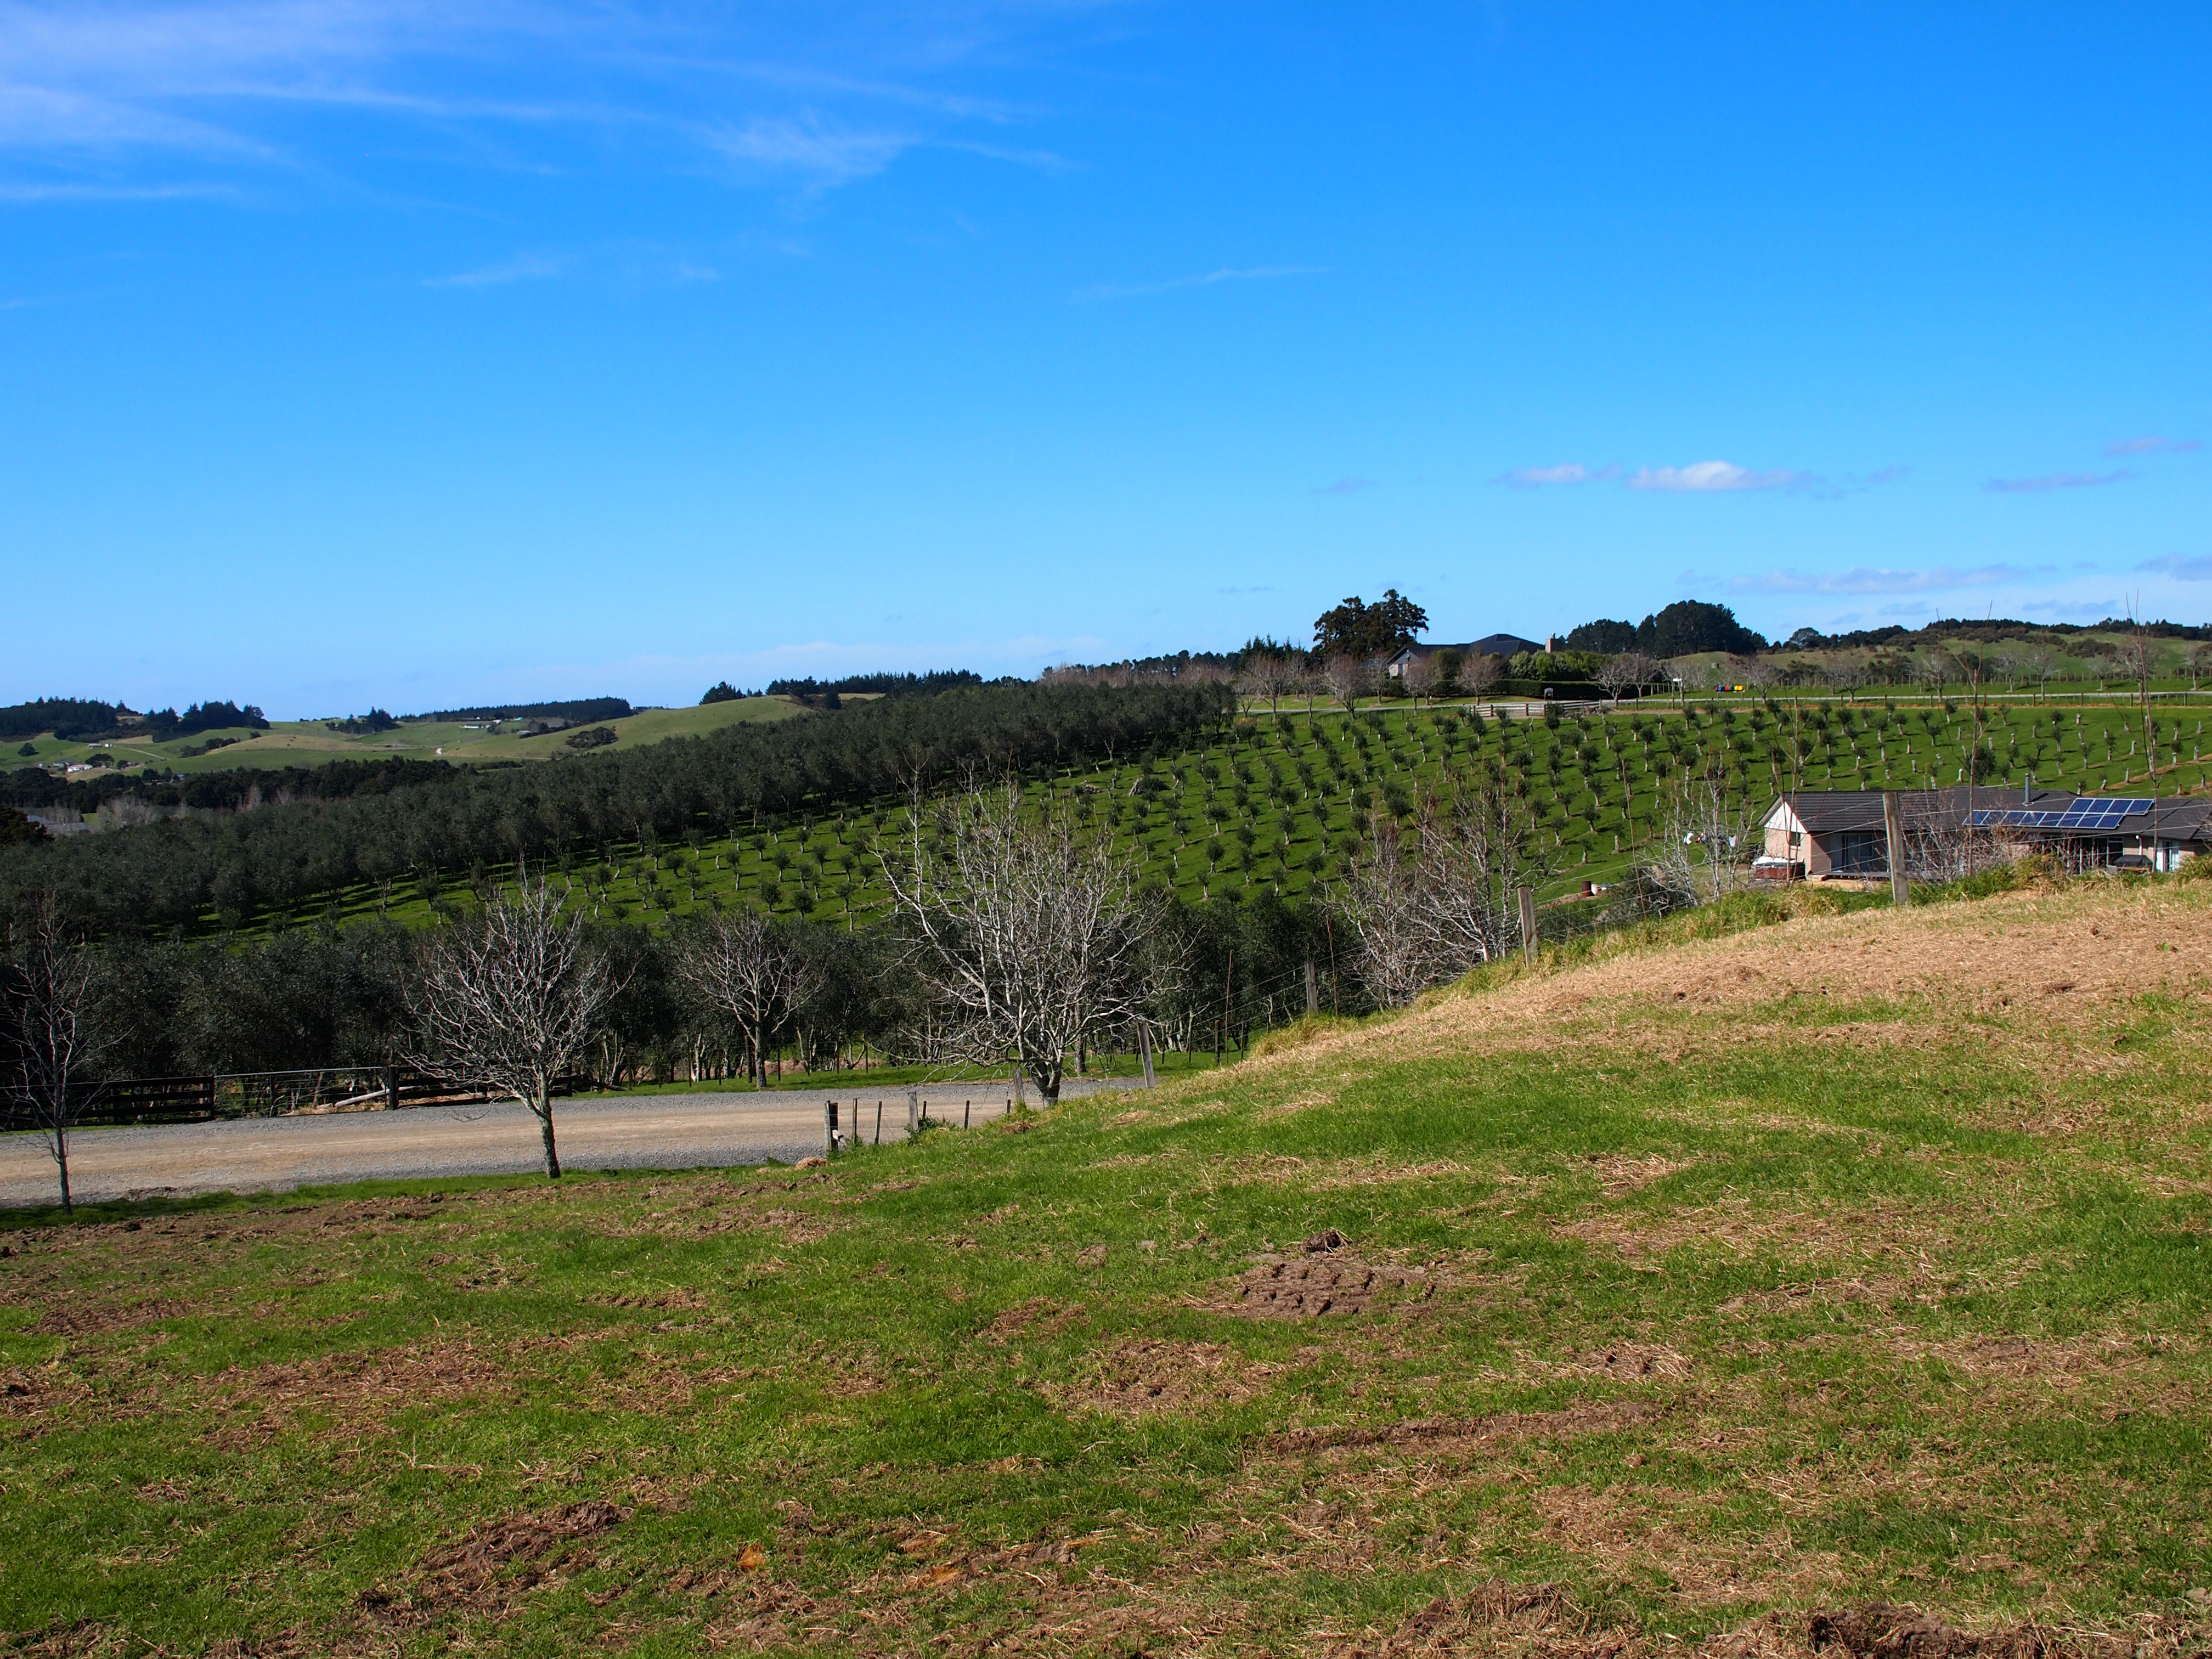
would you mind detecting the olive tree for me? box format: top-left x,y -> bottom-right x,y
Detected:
407,873 -> 617,1180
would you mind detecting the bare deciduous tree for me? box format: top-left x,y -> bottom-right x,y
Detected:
881,782 -> 1163,1104
1912,648 -> 1955,698
1401,652 -> 1441,705
6,895 -> 115,1212
1651,778 -> 1757,905
1340,775 -> 1558,1005
1238,646 -> 1302,717
1458,651 -> 1504,700
407,874 -> 617,1179
1597,650 -> 1659,704
675,909 -> 821,1087
1324,654 -> 1374,713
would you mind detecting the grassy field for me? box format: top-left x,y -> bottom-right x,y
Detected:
314,693 -> 2212,936
14,695 -> 811,776
5,873 -> 2209,1655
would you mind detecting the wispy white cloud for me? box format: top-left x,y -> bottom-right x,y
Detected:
1073,265 -> 1326,302
1630,460 -> 1801,493
0,2 -> 1092,201
702,114 -> 914,187
1985,470 -> 2135,493
0,177 -> 234,200
1496,462 -> 1617,487
1311,477 -> 1376,495
2104,435 -> 2202,456
424,250 -> 564,288
2135,554 -> 2212,582
1729,562 -> 2047,597
424,241 -> 726,290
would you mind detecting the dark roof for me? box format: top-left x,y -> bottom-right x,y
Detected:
1390,633 -> 1542,663
1773,788 -> 2212,840
1473,632 -> 1542,658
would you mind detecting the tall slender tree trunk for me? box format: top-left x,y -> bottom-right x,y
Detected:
535,1095 -> 562,1179
52,1125 -> 71,1214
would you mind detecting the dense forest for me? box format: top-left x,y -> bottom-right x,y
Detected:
0,681 -> 1237,938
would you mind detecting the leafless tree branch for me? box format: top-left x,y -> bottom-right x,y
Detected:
405,873 -> 618,1179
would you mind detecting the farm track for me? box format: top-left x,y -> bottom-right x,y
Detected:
0,1079 -> 1141,1206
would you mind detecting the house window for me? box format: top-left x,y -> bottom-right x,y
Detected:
1832,830 -> 1884,873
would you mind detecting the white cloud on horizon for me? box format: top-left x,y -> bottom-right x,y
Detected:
1631,460 -> 1801,493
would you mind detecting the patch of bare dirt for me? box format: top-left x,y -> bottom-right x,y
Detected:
981,1298 -> 1087,1346
1267,1397 -> 1661,1455
26,1297 -> 193,1337
1045,1338 -> 1281,1418
1808,1603 -> 2069,1659
1204,1250 -> 1436,1319
1318,1580 -> 1647,1659
1581,1154 -> 1695,1195
362,1499 -> 627,1620
198,1336 -> 537,1446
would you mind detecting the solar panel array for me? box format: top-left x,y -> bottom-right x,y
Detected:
1972,798 -> 2156,831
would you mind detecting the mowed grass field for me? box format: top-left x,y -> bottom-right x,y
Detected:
5,876 -> 2210,1655
17,695 -> 811,776
334,695 -> 2212,935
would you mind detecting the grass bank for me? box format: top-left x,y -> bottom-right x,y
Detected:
3,878 -> 2209,1655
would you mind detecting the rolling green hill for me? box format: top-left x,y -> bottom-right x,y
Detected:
354,693 -> 2212,936
10,695 -> 811,776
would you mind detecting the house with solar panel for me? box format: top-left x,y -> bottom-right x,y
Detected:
1759,789 -> 2211,879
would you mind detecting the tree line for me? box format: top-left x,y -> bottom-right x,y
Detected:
0,681 -> 1238,938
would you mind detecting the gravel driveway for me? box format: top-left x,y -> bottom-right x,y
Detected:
0,1079 -> 1143,1207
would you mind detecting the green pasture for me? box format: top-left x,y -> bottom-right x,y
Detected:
12,695 -> 811,776
4,878 -> 2207,1653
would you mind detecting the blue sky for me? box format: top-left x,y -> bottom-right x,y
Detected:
3,2 -> 2209,717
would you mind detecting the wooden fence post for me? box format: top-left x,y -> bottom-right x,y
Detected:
1883,791 -> 1909,907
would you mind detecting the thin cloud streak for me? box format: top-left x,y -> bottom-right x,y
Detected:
1073,264 -> 1326,302
2104,436 -> 2202,456
0,2 -> 1092,199
1496,462 -> 1617,487
424,251 -> 564,288
1729,562 -> 2047,596
2135,554 -> 2212,582
1985,470 -> 2135,493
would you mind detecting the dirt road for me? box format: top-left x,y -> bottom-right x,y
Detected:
0,1080 -> 1139,1207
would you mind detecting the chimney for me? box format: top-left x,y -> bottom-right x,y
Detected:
1545,634 -> 1558,653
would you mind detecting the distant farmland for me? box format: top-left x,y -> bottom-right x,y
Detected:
13,695 -> 810,776
331,692 -> 2211,934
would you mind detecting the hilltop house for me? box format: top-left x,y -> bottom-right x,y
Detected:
1759,789 -> 2212,879
1384,633 -> 1541,680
